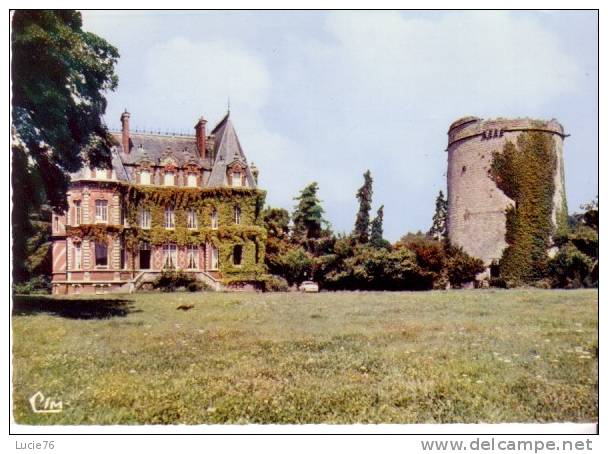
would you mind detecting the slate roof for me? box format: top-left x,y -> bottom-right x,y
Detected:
70,112 -> 257,189
207,113 -> 256,187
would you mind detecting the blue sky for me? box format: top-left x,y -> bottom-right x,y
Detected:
82,10 -> 598,241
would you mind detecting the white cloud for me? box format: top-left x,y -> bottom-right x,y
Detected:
81,11 -> 590,240
322,11 -> 581,114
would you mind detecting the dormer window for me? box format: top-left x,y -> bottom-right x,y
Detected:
140,169 -> 150,185
231,171 -> 242,187
164,171 -> 175,186
187,173 -> 197,188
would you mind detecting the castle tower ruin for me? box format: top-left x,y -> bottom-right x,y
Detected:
446,117 -> 568,278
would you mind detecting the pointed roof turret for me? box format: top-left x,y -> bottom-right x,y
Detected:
207,113 -> 257,188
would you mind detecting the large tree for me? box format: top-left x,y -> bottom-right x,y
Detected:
11,10 -> 119,282
292,182 -> 326,243
353,170 -> 373,243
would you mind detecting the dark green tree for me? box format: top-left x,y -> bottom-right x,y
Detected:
353,170 -> 373,243
292,182 -> 326,243
370,205 -> 389,249
262,207 -> 292,277
428,190 -> 448,241
12,10 -> 119,283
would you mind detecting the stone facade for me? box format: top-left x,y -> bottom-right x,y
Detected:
446,117 -> 568,278
51,110 -> 265,295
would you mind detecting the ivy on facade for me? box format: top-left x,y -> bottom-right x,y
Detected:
70,184 -> 268,283
490,131 -> 564,283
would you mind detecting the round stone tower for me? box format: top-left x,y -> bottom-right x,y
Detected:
446,117 -> 568,277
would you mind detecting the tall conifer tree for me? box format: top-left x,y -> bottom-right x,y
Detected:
428,190 -> 448,241
354,170 -> 373,243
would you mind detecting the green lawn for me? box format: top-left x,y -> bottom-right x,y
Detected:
12,289 -> 597,424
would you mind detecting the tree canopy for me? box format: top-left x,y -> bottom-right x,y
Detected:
292,182 -> 326,242
12,10 -> 119,282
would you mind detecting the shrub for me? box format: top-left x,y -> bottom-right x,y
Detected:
277,246 -> 313,286
263,275 -> 289,292
153,270 -> 199,292
395,235 -> 446,288
12,275 -> 51,295
548,243 -> 593,289
445,245 -> 485,287
187,281 -> 205,292
489,277 -> 508,289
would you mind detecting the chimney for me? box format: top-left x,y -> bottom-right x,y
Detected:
195,117 -> 207,158
120,109 -> 131,153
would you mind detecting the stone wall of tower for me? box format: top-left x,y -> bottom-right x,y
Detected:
446,117 -> 567,270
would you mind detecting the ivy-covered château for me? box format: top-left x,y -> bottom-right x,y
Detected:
51,110 -> 267,294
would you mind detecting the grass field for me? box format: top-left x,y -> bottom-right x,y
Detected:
12,289 -> 597,425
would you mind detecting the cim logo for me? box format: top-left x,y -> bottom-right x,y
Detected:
29,391 -> 63,414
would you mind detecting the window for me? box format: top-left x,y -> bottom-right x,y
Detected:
139,241 -> 151,270
233,245 -> 243,266
187,209 -> 198,229
187,246 -> 198,269
95,200 -> 108,223
96,168 -> 108,180
187,173 -> 197,187
164,207 -> 175,229
210,245 -> 219,270
73,201 -> 81,226
234,206 -> 241,225
140,169 -> 151,185
73,243 -> 82,270
211,209 -> 218,229
231,171 -> 242,187
140,209 -> 151,229
164,171 -> 175,186
95,242 -> 108,268
163,244 -> 177,269
120,244 -> 126,270
54,216 -> 59,232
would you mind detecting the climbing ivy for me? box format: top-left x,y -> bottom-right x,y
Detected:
490,131 -> 561,283
124,185 -> 267,282
71,185 -> 268,284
